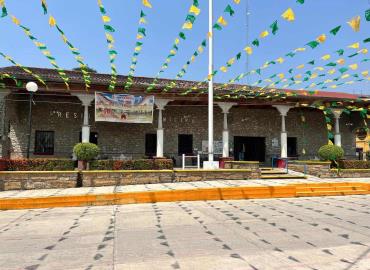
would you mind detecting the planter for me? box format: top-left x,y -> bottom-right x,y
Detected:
0,159 -> 8,171
219,157 -> 234,168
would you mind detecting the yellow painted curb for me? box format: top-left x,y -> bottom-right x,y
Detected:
0,182 -> 369,210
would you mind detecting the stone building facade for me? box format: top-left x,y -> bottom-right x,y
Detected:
0,66 -> 367,166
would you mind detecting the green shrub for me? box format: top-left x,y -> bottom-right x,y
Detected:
318,144 -> 344,162
338,160 -> 370,169
132,159 -> 154,170
73,143 -> 100,161
154,159 -> 173,170
7,159 -> 74,171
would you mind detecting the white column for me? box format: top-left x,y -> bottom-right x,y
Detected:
273,105 -> 294,158
332,109 -> 343,147
72,93 -> 94,143
155,99 -> 172,157
208,0 -> 214,162
217,102 -> 236,157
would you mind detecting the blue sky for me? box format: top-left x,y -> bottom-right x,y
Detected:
0,0 -> 369,94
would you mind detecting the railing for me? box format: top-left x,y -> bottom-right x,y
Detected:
182,154 -> 200,170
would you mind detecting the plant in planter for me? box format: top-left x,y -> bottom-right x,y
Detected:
73,143 -> 100,170
318,144 -> 344,167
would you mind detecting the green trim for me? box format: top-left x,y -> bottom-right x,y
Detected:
82,170 -> 173,173
0,171 -> 77,174
292,160 -> 331,165
174,169 -> 252,173
225,161 -> 259,164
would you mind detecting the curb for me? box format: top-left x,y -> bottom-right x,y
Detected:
0,182 -> 369,210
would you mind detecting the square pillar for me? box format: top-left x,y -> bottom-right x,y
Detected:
72,93 -> 94,143
155,99 -> 172,158
273,105 -> 294,158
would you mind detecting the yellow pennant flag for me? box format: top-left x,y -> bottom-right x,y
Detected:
136,34 -> 143,39
175,38 -> 180,45
294,47 -> 306,52
217,16 -> 227,26
278,73 -> 285,79
244,46 -> 253,55
11,15 -> 20,25
260,30 -> 269,38
315,67 -> 324,71
361,70 -> 369,77
347,15 -> 360,32
316,34 -> 326,43
281,8 -> 295,21
310,73 -> 318,79
337,58 -> 345,65
102,15 -> 111,23
341,74 -> 350,79
328,69 -> 336,75
345,81 -> 354,84
348,42 -> 360,49
227,58 -> 235,65
295,74 -> 302,79
330,85 -> 338,89
189,5 -> 200,16
276,57 -> 284,63
198,46 -> 203,53
234,0 -> 240,4
297,64 -> 304,69
142,0 -> 152,8
49,16 -> 56,27
139,17 -> 146,24
324,79 -> 333,83
321,54 -> 331,60
349,63 -> 358,70
182,21 -> 193,29
134,46 -> 142,52
359,48 -> 368,54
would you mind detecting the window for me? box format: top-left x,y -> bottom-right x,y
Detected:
145,133 -> 157,157
178,134 -> 193,155
287,137 -> 297,157
34,131 -> 54,155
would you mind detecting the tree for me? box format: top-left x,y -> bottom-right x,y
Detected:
72,66 -> 97,73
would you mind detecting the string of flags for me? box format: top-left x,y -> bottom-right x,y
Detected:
163,0 -> 241,92
147,0 -> 201,92
97,0 -> 118,91
0,52 -> 47,87
0,72 -> 21,88
41,0 -> 91,90
125,2 -> 152,90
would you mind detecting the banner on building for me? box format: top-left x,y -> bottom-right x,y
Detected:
95,92 -> 154,123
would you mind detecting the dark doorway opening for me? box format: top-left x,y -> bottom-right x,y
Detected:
287,137 -> 298,157
79,132 -> 98,145
178,134 -> 193,155
145,133 -> 157,157
234,136 -> 265,162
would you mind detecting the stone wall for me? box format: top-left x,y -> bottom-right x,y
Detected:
288,161 -> 332,178
82,170 -> 174,187
2,93 -> 357,162
329,169 -> 370,178
224,161 -> 260,178
173,169 -> 252,182
0,171 -> 78,191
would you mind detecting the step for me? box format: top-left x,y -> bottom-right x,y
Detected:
261,175 -> 307,179
261,170 -> 287,175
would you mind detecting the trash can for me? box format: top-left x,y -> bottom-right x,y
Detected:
219,157 -> 234,168
277,158 -> 287,168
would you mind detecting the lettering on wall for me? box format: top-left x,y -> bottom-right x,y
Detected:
49,110 -> 82,120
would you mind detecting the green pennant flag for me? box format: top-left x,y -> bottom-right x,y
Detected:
366,9 -> 370,21
307,60 -> 315,65
352,74 -> 359,78
104,25 -> 115,32
338,67 -> 348,73
348,52 -> 358,58
179,32 -> 186,40
364,37 -> 370,43
336,49 -> 344,56
252,39 -> 259,47
362,58 -> 370,62
256,69 -> 261,75
224,4 -> 235,16
306,41 -> 320,49
186,14 -> 196,24
135,41 -> 143,46
1,6 -> 8,17
297,0 -> 305,4
213,23 -> 222,30
140,10 -> 146,17
288,68 -> 293,74
286,52 -> 295,57
270,20 -> 278,35
329,25 -> 341,36
138,28 -> 146,36
236,52 -> 241,60
201,40 -> 207,47
305,71 -> 312,76
193,0 -> 199,7
325,62 -> 336,67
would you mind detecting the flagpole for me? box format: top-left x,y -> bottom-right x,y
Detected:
208,0 -> 214,162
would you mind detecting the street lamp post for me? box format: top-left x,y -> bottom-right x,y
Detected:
26,82 -> 38,159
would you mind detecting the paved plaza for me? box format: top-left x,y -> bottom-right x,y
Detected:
0,195 -> 369,270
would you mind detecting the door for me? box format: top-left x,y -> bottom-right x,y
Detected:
234,136 -> 265,162
287,137 -> 297,157
178,134 -> 193,155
